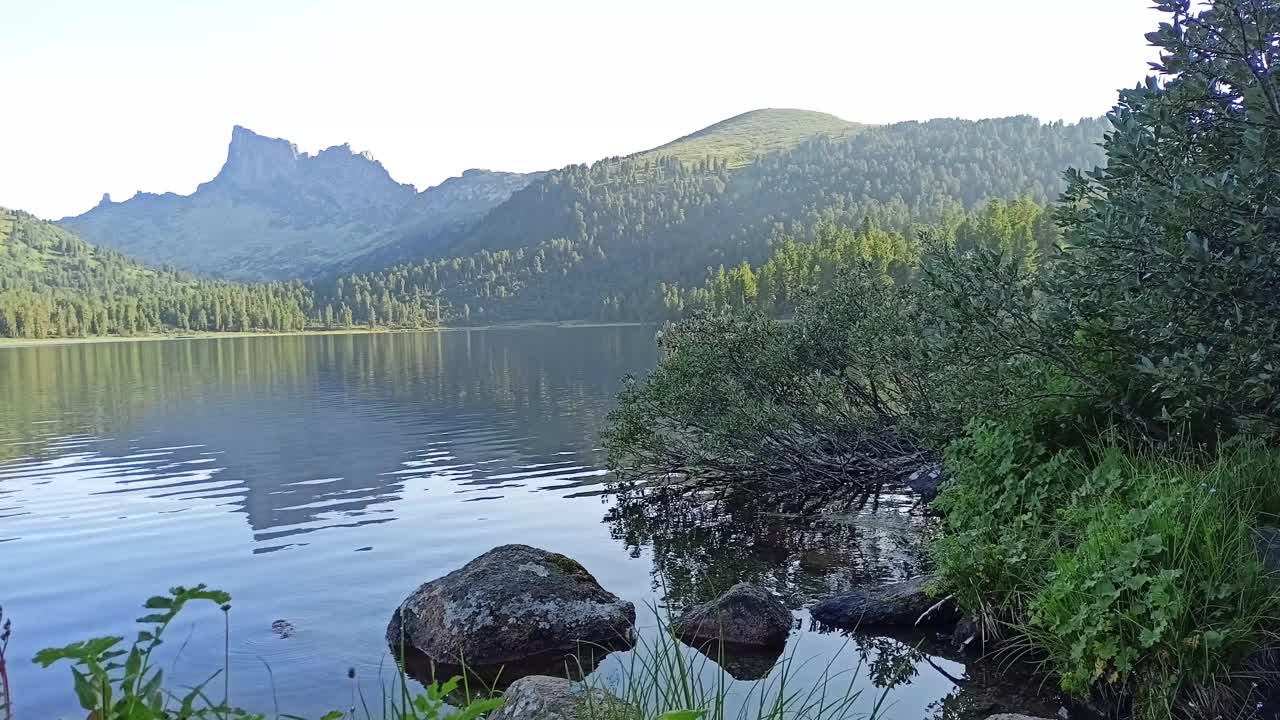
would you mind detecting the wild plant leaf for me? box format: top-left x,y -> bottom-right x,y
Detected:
71,666 -> 99,712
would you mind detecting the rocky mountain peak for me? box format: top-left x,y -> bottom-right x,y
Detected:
202,126 -> 302,191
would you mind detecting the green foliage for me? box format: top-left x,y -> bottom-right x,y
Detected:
32,584 -> 249,719
602,198 -> 1063,499
31,586 -> 503,720
930,422 -> 1078,619
1039,0 -> 1280,441
934,421 -> 1280,716
604,263 -> 946,506
666,220 -> 919,317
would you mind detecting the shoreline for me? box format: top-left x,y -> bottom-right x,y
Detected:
0,321 -> 657,350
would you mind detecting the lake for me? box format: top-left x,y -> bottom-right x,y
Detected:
0,327 -> 1025,719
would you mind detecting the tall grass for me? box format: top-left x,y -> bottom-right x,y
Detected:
576,603 -> 881,720
934,421 -> 1280,719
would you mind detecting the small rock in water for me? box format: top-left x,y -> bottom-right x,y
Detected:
672,582 -> 793,649
490,675 -> 634,720
271,619 -> 295,639
810,575 -> 954,629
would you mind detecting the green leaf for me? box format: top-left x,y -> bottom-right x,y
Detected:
1203,630 -> 1226,649
71,666 -> 99,712
1138,626 -> 1161,648
124,646 -> 143,685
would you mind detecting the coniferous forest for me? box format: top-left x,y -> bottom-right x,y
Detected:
318,115 -> 1105,326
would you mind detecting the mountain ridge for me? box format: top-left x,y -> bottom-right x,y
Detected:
61,126 -> 539,281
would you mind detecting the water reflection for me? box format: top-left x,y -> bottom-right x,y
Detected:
0,329 -> 656,549
607,489 -> 938,610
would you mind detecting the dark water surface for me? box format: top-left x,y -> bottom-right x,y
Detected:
1,328 -> 1002,719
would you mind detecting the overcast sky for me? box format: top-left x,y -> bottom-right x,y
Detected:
2,0 -> 1162,220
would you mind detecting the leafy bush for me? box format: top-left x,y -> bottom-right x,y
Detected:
1043,0 -> 1280,442
603,235 -> 1063,506
934,420 -> 1280,717
604,268 -> 941,508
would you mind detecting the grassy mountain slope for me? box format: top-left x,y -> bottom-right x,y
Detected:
632,108 -> 861,167
1,207 -> 164,291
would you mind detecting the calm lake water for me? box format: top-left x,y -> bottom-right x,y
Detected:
0,327 -> 1027,719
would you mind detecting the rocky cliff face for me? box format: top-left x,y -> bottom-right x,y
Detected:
61,127 -> 537,281
205,125 -> 305,190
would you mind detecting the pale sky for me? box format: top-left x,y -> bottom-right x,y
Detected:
2,0 -> 1162,220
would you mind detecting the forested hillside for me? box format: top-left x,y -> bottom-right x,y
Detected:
665,197 -> 1055,317
0,210 -> 440,338
331,115 -> 1106,323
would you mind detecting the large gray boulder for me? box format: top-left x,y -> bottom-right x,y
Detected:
810,575 -> 952,629
387,545 -> 636,667
672,583 -> 793,649
491,675 -> 634,720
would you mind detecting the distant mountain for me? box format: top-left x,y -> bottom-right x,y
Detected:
60,126 -> 538,281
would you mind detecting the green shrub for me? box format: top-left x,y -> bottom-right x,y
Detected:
934,421 -> 1280,717
932,420 -> 1080,622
